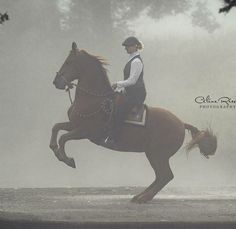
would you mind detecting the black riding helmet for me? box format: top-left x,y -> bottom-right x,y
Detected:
122,36 -> 141,46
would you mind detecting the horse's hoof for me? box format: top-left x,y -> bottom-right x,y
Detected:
131,194 -> 150,204
131,193 -> 144,203
54,153 -> 62,161
131,198 -> 148,204
131,197 -> 142,204
131,196 -> 138,203
66,158 -> 76,168
50,144 -> 58,151
53,150 -> 63,161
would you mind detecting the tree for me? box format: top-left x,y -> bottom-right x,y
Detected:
0,12 -> 9,24
65,0 -> 220,55
192,2 -> 220,33
219,0 -> 236,13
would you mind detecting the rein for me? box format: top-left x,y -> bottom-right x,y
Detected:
58,70 -> 115,120
77,85 -> 114,97
63,78 -> 115,120
60,75 -> 77,105
65,87 -> 74,104
60,74 -> 114,104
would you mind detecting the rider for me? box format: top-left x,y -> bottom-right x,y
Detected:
106,36 -> 146,145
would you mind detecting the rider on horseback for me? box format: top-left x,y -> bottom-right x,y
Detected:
105,36 -> 147,146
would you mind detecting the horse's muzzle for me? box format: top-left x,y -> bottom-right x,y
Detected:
53,80 -> 66,90
53,75 -> 66,90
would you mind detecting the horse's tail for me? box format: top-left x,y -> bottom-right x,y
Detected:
184,123 -> 217,159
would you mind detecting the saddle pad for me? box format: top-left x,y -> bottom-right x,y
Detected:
125,105 -> 147,126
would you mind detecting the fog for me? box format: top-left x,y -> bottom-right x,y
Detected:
0,0 -> 235,188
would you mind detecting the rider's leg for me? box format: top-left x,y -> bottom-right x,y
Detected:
108,97 -> 134,142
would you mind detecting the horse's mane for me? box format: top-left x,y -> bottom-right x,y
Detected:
80,50 -> 111,85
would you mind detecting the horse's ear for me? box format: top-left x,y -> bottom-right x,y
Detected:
72,42 -> 80,55
72,42 -> 77,51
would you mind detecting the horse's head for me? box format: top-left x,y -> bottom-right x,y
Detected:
53,42 -> 112,95
53,42 -> 82,90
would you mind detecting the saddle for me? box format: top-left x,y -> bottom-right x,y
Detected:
93,93 -> 146,146
115,93 -> 147,126
125,104 -> 146,126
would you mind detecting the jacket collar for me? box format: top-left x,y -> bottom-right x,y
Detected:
128,51 -> 140,62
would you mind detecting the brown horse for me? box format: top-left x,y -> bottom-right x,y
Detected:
50,42 -> 217,203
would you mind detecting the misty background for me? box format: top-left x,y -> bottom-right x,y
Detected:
0,0 -> 235,188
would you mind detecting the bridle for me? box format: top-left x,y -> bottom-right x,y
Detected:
57,72 -> 114,101
56,72 -> 76,88
61,75 -> 77,104
56,72 -> 115,119
56,72 -> 76,104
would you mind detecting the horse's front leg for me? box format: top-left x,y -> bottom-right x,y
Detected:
55,128 -> 86,168
49,122 -> 74,151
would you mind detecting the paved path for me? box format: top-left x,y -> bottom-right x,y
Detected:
0,188 -> 235,224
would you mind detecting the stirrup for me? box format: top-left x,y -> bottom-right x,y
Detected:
104,136 -> 113,143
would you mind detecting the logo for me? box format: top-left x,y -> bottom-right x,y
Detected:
194,95 -> 236,109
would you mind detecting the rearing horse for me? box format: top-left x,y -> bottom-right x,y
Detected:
50,42 -> 217,203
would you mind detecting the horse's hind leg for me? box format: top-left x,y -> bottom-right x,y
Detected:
49,122 -> 73,151
131,152 -> 174,203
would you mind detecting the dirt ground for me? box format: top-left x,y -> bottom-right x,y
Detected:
0,188 -> 235,224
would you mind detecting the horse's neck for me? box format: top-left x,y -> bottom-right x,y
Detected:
74,73 -> 111,110
76,71 -> 112,97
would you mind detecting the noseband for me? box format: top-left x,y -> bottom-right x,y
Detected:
56,72 -> 77,104
56,72 -> 77,89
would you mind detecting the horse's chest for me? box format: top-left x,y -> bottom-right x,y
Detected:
67,98 -> 102,124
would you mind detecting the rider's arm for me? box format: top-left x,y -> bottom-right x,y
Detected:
116,58 -> 143,89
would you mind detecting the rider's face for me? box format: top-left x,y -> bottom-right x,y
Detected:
125,45 -> 137,54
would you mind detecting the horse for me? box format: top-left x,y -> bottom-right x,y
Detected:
50,42 -> 217,203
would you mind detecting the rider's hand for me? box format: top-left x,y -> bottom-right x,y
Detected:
112,83 -> 117,90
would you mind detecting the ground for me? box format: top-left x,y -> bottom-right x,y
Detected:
0,187 -> 235,228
